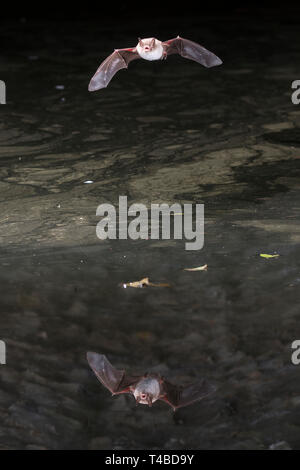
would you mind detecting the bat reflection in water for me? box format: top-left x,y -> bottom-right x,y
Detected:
88,36 -> 222,91
87,352 -> 216,411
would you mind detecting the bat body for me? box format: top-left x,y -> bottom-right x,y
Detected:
88,36 -> 222,91
87,352 -> 216,411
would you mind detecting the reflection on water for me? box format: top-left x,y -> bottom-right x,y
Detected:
0,16 -> 300,449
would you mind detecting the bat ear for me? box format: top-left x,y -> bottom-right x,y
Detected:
138,38 -> 143,46
150,38 -> 155,47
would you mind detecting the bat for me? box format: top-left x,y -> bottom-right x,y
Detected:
87,352 -> 216,411
88,36 -> 222,91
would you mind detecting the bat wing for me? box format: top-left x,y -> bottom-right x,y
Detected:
88,48 -> 140,91
160,378 -> 216,411
163,36 -> 222,68
87,352 -> 140,395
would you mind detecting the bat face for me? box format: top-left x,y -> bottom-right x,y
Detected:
132,376 -> 161,406
136,37 -> 164,61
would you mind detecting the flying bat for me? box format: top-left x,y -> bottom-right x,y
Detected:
87,352 -> 216,411
88,36 -> 222,91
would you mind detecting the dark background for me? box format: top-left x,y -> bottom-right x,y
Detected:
0,2 -> 270,19
1,0 -> 300,452
1,2 -> 298,21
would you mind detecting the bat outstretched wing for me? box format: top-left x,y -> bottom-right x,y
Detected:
87,352 -> 140,395
163,36 -> 222,68
160,378 -> 216,411
88,48 -> 140,91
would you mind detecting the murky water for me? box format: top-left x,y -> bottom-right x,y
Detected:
0,15 -> 300,449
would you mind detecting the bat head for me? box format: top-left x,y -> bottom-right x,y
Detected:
136,37 -> 163,61
138,37 -> 156,51
135,392 -> 154,407
133,376 -> 161,406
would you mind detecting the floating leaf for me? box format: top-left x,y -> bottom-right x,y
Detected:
184,264 -> 208,271
123,277 -> 149,288
122,277 -> 170,288
260,254 -> 279,259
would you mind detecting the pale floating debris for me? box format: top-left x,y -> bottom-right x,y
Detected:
260,254 -> 280,259
184,264 -> 208,271
37,331 -> 48,340
84,180 -> 94,184
55,85 -> 65,90
123,277 -> 170,289
269,441 -> 292,450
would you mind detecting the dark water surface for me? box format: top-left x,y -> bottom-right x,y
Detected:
0,14 -> 300,449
